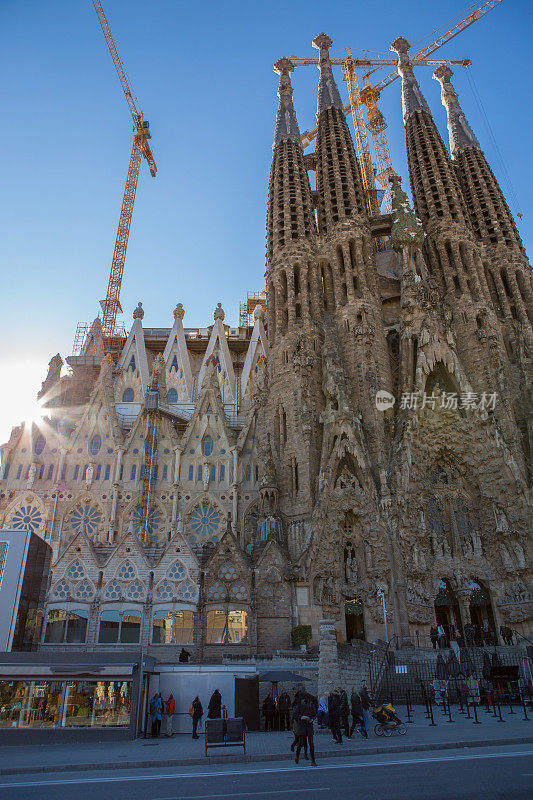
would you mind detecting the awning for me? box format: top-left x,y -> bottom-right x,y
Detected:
0,665 -> 135,679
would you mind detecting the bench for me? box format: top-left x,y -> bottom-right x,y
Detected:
205,717 -> 246,755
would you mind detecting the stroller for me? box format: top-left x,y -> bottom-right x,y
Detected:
372,703 -> 406,736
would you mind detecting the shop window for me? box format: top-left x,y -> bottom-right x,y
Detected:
152,609 -> 194,644
43,608 -> 88,644
98,609 -> 141,644
0,680 -> 62,728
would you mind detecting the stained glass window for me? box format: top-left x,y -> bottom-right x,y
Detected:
70,506 -> 101,535
177,580 -> 196,601
126,580 -> 144,600
117,561 -> 136,580
89,435 -> 101,456
189,505 -> 221,545
201,436 -> 213,456
74,580 -> 94,600
10,505 -> 43,533
122,388 -> 134,402
427,498 -> 444,537
229,583 -> 248,601
207,582 -> 225,601
167,388 -> 178,403
104,582 -> 123,600
156,580 -> 174,601
219,563 -> 238,582
67,561 -> 85,580
167,561 -> 186,581
130,507 -> 161,537
34,435 -> 46,455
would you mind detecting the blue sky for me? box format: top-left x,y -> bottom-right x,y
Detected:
0,0 -> 531,443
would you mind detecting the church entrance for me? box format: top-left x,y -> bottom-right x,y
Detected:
433,580 -> 462,646
469,580 -> 497,645
345,598 -> 365,642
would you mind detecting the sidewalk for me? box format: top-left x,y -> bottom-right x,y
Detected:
0,706 -> 532,776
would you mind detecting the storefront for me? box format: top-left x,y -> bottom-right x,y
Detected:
0,651 -> 155,744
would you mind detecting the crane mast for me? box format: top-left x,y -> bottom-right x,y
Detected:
91,0 -> 157,354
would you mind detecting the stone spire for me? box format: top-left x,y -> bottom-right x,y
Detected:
312,32 -> 366,231
433,66 -> 480,156
390,37 -> 431,122
312,33 -> 343,114
390,175 -> 425,254
273,58 -> 301,147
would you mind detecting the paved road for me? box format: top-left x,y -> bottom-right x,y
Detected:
0,745 -> 532,800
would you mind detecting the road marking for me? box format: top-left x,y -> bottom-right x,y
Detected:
153,790 -> 330,800
1,750 -> 532,789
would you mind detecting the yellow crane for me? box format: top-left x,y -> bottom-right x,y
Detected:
294,0 -> 503,215
91,0 -> 157,355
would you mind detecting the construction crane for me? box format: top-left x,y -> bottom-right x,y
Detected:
91,0 -> 157,355
295,0 -> 503,215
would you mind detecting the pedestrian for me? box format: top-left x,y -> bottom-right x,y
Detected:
277,691 -> 291,732
328,688 -> 342,743
150,692 -> 163,737
360,683 -> 374,736
317,695 -> 328,728
207,688 -> 222,718
262,693 -> 276,732
437,623 -> 446,649
293,690 -> 318,767
290,687 -> 307,757
339,687 -> 350,738
500,625 -> 513,646
164,693 -> 175,737
190,695 -> 203,738
349,689 -> 367,738
430,625 -> 439,649
179,648 -> 191,663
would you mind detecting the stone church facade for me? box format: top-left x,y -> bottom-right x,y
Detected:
0,34 -> 531,657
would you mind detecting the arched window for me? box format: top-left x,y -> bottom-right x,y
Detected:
89,435 -> 101,456
98,609 -> 141,644
122,388 -> 134,402
34,435 -> 46,455
201,435 -> 213,456
167,388 -> 178,403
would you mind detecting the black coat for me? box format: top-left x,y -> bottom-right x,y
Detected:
350,692 -> 363,720
328,692 -> 341,720
192,698 -> 203,721
293,693 -> 317,736
208,690 -> 222,718
360,687 -> 373,710
339,690 -> 350,717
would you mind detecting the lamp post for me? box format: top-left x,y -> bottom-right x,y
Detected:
377,588 -> 388,643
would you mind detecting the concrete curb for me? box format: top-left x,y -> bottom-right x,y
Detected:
1,735 -> 533,777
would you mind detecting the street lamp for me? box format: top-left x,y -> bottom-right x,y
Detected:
377,588 -> 388,643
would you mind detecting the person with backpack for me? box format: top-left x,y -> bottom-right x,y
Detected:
164,693 -> 175,737
349,689 -> 367,738
150,692 -> 163,737
190,695 -> 203,738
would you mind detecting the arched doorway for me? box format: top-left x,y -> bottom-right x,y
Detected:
469,580 -> 496,645
433,580 -> 462,646
345,598 -> 365,642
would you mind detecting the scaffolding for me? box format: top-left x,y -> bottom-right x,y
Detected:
239,291 -> 267,328
72,319 -> 126,358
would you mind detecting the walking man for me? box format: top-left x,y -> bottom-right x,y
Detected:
328,688 -> 343,743
293,691 -> 318,767
191,695 -> 203,738
164,693 -> 175,736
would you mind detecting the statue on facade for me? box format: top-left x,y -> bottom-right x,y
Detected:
27,463 -> 36,489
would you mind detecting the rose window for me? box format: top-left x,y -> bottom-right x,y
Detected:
167,561 -> 186,581
53,579 -> 70,600
131,507 -> 162,537
156,580 -> 174,601
189,505 -> 221,545
10,505 -> 43,533
70,505 -> 102,535
126,580 -> 144,600
177,580 -> 196,601
230,583 -> 248,601
74,580 -> 94,600
67,561 -> 85,580
104,581 -> 123,600
207,582 -> 225,601
219,563 -> 238,582
117,561 -> 136,581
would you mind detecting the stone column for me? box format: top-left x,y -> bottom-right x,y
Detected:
171,447 -> 182,527
318,619 -> 341,697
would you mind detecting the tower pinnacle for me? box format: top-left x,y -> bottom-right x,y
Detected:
433,66 -> 480,156
273,57 -> 301,148
312,32 -> 343,115
390,37 -> 431,121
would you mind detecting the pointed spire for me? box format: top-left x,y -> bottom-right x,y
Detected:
389,175 -> 425,253
433,66 -> 480,156
273,58 -> 301,148
312,33 -> 343,115
390,37 -> 431,121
